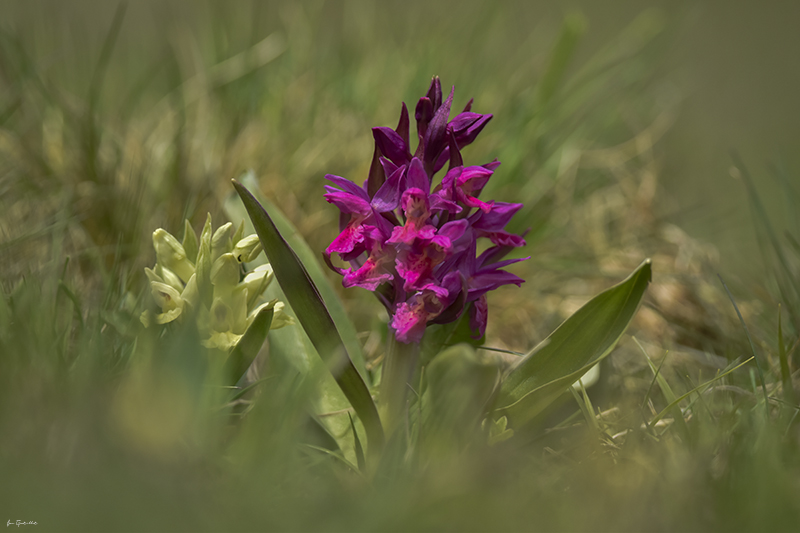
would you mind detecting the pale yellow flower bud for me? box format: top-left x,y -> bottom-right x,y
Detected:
149,281 -> 184,324
181,273 -> 200,309
211,253 -> 240,289
153,229 -> 194,282
232,235 -> 263,263
155,264 -> 184,292
211,222 -> 234,262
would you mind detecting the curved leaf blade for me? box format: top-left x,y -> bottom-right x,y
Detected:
496,259 -> 652,428
224,171 -> 370,383
232,179 -> 384,452
227,305 -> 273,385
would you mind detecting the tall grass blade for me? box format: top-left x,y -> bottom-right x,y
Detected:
649,357 -> 754,426
778,306 -> 796,405
633,338 -> 690,440
227,305 -> 273,386
718,274 -> 770,412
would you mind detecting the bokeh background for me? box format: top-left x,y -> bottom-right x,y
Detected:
2,1 -> 799,531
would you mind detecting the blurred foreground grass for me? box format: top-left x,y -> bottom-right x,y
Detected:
1,1 -> 799,531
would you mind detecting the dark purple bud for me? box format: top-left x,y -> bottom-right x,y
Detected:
415,97 -> 434,149
469,296 -> 488,339
367,144 -> 385,198
423,86 -> 455,173
372,127 -> 411,166
448,129 -> 463,170
396,102 -> 410,149
426,76 -> 443,111
450,112 -> 493,149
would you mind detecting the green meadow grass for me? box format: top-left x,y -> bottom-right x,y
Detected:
1,2 -> 799,531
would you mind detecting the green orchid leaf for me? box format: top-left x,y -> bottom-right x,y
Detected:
422,344 -> 502,454
227,305 -> 273,385
224,170 -> 369,383
496,259 -> 652,428
232,179 -> 384,454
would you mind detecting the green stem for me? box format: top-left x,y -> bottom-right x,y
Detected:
380,331 -> 420,436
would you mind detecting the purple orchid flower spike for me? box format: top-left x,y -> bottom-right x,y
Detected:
324,78 -> 527,343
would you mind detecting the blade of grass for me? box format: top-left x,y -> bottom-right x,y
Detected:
227,305 -> 273,386
633,338 -> 690,440
650,357 -> 754,426
718,274 -> 770,414
778,305 -> 796,405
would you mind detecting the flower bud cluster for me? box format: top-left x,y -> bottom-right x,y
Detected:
141,214 -> 292,350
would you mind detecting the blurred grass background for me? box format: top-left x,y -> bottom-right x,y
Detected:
1,0 -> 799,531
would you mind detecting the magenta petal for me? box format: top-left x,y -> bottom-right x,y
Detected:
469,295 -> 488,339
429,193 -> 462,213
473,201 -> 524,231
395,255 -> 431,291
325,174 -> 369,201
438,219 -> 469,242
371,166 -> 405,212
440,166 -> 462,193
326,223 -> 366,254
420,282 -> 449,300
343,261 -> 393,290
483,160 -> 501,172
480,230 -> 526,248
391,300 -> 428,344
468,270 -> 525,300
406,157 -> 429,192
324,191 -> 372,216
387,223 -> 435,246
457,191 -> 494,213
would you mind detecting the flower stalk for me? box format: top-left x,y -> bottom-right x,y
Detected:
380,331 -> 421,435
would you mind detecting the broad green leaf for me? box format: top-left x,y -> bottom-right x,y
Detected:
226,305 -> 273,385
421,344 -> 501,454
496,259 -> 652,428
232,179 -> 384,453
224,170 -> 369,383
420,303 -> 484,367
